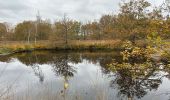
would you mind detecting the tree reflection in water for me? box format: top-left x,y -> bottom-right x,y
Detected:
31,64 -> 44,83
109,63 -> 165,99
51,53 -> 77,98
108,41 -> 170,100
22,53 -> 45,83
0,51 -> 169,100
52,53 -> 77,77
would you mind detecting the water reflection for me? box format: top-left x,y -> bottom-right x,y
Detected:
52,53 -> 77,77
0,51 -> 169,100
109,48 -> 170,100
110,66 -> 163,99
51,53 -> 77,99
31,64 -> 44,83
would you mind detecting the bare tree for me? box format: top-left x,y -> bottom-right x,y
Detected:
35,11 -> 41,44
62,14 -> 69,44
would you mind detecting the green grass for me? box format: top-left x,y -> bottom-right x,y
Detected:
0,48 -> 12,55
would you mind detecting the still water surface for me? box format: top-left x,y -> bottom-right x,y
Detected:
0,51 -> 170,100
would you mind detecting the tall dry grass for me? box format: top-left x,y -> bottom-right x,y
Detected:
0,40 -> 121,55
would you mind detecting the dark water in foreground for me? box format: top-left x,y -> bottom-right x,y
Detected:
0,51 -> 170,100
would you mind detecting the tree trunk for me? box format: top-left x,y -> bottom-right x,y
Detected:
65,28 -> 68,44
28,30 -> 31,44
83,31 -> 86,40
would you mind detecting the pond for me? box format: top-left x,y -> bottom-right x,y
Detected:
0,51 -> 170,100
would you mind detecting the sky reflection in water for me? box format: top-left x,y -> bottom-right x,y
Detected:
0,51 -> 169,100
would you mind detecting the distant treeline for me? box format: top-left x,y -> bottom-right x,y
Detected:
1,0 -> 170,43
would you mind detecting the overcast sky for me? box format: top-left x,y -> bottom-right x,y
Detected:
0,0 -> 164,24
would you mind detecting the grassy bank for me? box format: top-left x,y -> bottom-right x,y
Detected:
0,40 -> 121,55
0,39 -> 169,56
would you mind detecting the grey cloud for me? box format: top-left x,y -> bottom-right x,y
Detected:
0,0 -> 164,24
0,0 -> 30,13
